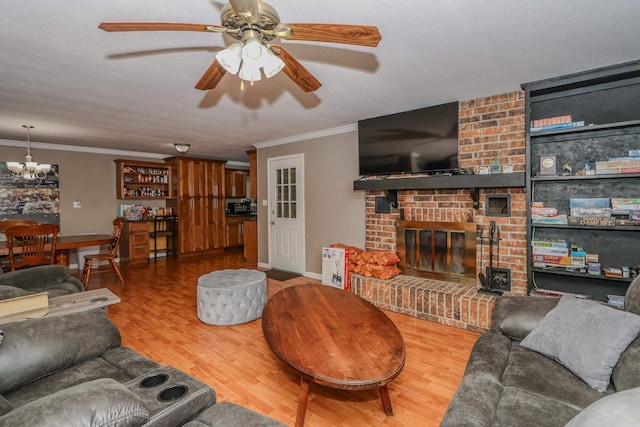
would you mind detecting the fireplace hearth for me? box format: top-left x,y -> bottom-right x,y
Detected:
396,221 -> 477,285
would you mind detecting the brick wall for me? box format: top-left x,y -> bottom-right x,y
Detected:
364,91 -> 529,296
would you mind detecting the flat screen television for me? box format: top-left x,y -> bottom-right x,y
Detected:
358,101 -> 459,176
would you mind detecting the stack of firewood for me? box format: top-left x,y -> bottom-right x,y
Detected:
330,244 -> 401,280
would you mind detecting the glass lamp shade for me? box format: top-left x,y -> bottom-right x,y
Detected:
242,39 -> 265,62
262,48 -> 285,78
216,43 -> 243,74
7,162 -> 23,173
238,63 -> 262,82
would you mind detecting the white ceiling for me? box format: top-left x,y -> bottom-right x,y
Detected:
1,0 -> 640,162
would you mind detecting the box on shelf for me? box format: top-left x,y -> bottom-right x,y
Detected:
532,214 -> 568,224
569,198 -> 610,208
569,207 -> 611,217
531,238 -> 568,248
532,246 -> 569,257
588,261 -> 602,275
568,216 -> 616,227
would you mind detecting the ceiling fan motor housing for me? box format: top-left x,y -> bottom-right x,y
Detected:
221,2 -> 281,42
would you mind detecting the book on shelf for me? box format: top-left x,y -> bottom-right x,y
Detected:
604,268 -> 624,278
530,121 -> 585,133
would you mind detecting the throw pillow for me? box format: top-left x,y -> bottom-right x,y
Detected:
565,387 -> 640,426
520,295 -> 640,392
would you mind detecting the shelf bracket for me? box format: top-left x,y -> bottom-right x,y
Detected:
469,187 -> 479,209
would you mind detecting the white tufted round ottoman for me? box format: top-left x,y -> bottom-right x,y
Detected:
197,269 -> 267,326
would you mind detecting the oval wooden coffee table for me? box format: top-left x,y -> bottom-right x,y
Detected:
262,284 -> 405,426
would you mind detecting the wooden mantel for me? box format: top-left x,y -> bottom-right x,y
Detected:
353,172 -> 525,208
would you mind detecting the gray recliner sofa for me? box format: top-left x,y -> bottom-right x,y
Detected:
0,264 -> 84,300
0,309 -> 286,426
441,276 -> 640,427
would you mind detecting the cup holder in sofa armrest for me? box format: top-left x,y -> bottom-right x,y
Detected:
158,385 -> 189,402
124,366 -> 216,427
140,373 -> 169,389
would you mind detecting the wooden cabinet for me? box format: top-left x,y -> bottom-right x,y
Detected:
523,60 -> 640,301
225,169 -> 248,198
165,157 -> 226,255
120,221 -> 149,261
247,149 -> 257,198
243,219 -> 257,263
225,216 -> 243,247
115,160 -> 171,199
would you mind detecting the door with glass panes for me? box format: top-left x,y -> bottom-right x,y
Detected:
268,155 -> 304,273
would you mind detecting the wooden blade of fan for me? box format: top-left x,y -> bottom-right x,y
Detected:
99,22 -> 225,32
271,45 -> 321,92
195,59 -> 227,90
279,23 -> 381,47
228,0 -> 260,23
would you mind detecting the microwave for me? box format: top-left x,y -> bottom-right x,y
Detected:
227,202 -> 251,215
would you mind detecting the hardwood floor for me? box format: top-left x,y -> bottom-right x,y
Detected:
83,251 -> 480,426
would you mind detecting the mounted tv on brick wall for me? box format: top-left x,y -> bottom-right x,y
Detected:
358,101 -> 459,176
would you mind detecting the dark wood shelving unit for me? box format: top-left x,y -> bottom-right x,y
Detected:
524,60 -> 640,301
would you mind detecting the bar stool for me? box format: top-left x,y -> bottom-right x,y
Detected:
149,215 -> 178,260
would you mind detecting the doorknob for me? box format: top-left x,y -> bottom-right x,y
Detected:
271,221 -> 275,225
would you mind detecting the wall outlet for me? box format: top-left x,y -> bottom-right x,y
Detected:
73,201 -> 81,208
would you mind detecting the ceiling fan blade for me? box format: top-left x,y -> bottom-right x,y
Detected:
271,45 -> 321,93
99,22 -> 225,33
195,59 -> 227,90
278,23 -> 381,47
228,0 -> 260,23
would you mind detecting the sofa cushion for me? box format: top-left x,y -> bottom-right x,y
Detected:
184,402 -> 287,427
0,309 -> 121,394
521,296 -> 640,392
0,378 -> 149,427
491,296 -> 559,340
565,387 -> 640,427
502,343 -> 608,409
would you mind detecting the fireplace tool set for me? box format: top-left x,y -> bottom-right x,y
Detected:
477,221 -> 508,295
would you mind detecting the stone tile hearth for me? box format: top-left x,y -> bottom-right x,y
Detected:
351,274 -> 496,332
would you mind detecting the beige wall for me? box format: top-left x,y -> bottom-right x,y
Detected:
2,145 -> 166,236
256,131 -> 366,276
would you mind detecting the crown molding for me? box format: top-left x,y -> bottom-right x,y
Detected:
0,139 -> 167,159
253,123 -> 357,149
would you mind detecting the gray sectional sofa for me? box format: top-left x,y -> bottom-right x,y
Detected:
0,264 -> 84,300
0,308 -> 285,426
441,276 -> 640,427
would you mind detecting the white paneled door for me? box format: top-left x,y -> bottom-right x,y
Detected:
268,154 -> 304,274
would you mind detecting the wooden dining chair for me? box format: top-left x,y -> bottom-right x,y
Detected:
4,223 -> 59,271
80,217 -> 125,289
0,219 -> 39,271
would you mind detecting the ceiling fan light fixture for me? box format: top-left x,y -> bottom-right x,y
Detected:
262,48 -> 285,78
174,143 -> 190,154
216,42 -> 243,74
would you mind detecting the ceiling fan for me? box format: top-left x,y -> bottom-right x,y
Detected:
99,0 -> 381,92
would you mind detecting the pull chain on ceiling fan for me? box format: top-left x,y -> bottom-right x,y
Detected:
99,0 -> 381,92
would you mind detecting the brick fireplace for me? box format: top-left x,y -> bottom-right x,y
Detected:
351,91 -> 528,331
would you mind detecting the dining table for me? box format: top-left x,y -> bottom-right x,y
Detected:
0,234 -> 115,266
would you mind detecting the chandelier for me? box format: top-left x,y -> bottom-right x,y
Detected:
7,125 -> 51,180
